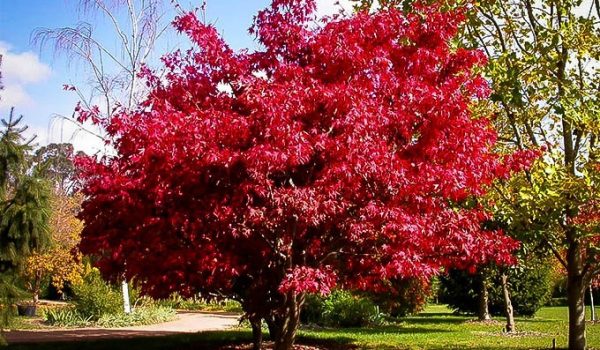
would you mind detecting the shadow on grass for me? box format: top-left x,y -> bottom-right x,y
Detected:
402,312 -> 558,325
302,325 -> 451,336
347,345 -> 568,350
514,318 -> 559,324
411,312 -> 463,317
400,316 -> 466,325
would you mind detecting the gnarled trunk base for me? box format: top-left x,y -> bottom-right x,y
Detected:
478,276 -> 491,321
250,316 -> 263,350
269,293 -> 304,350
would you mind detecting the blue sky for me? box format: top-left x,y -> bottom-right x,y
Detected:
0,1 -> 350,153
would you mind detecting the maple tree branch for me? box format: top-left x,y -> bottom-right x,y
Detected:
545,240 -> 568,269
319,250 -> 341,264
524,120 -> 539,147
478,8 -> 507,52
497,1 -> 528,54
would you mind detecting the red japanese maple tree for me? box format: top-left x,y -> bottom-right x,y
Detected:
77,1 -> 530,349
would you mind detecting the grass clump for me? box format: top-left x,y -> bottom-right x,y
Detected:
43,308 -> 92,327
43,305 -> 176,328
96,306 -> 176,328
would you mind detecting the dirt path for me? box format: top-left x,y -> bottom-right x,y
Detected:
4,312 -> 240,344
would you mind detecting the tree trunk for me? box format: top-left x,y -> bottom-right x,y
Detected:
266,313 -> 283,341
590,284 -> 596,322
501,273 -> 515,333
32,273 -> 41,305
250,316 -> 263,350
273,293 -> 304,350
567,241 -> 587,350
478,276 -> 491,321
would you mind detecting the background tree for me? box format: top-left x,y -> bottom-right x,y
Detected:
22,192 -> 84,304
33,143 -> 80,194
355,0 -> 600,348
0,108 -> 51,333
464,2 -> 600,348
77,1 -> 532,349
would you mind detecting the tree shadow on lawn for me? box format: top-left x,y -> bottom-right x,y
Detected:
399,315 -> 467,325
515,318 -> 560,324
402,313 -> 557,326
5,330 -> 357,350
302,325 -> 451,336
410,312 -> 462,317
352,345 -> 561,350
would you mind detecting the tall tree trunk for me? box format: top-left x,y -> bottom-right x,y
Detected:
590,284 -> 596,322
273,293 -> 304,350
567,240 -> 587,350
250,316 -> 263,350
266,316 -> 282,342
478,276 -> 491,321
501,273 -> 515,333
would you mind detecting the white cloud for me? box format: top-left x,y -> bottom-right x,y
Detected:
0,41 -> 52,111
0,84 -> 31,109
315,0 -> 354,18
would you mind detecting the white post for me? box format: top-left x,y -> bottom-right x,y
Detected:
122,280 -> 131,314
591,284 -> 596,321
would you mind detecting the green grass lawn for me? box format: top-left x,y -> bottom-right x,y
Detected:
298,305 -> 600,349
6,305 -> 600,349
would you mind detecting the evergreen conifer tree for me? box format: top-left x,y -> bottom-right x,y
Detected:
0,108 -> 51,336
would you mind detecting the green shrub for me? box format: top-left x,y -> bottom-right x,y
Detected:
71,270 -> 122,320
320,290 -> 383,327
44,305 -> 175,328
497,263 -> 553,316
301,291 -> 383,327
546,297 -> 568,306
155,293 -> 185,309
198,299 -> 242,313
300,294 -> 325,325
369,278 -> 431,317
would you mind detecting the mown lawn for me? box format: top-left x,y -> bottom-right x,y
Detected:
6,305 -> 600,349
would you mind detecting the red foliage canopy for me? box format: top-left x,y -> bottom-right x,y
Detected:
77,1 -> 528,345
